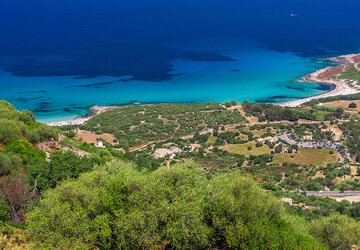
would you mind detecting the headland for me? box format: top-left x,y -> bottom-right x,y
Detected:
280,53 -> 360,107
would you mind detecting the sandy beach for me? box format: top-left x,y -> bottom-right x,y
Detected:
46,105 -> 120,126
280,53 -> 360,107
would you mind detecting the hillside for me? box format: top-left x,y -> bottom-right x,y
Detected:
1,100 -> 360,249
67,100 -> 360,191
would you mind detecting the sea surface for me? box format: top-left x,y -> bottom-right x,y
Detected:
1,0 -> 360,122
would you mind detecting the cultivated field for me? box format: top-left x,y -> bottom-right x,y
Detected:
221,142 -> 271,156
274,148 -> 338,166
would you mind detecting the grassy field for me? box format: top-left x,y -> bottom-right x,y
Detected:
274,148 -> 338,166
221,142 -> 271,156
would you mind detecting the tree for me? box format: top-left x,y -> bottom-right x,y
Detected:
335,108 -> 344,119
27,150 -> 99,192
0,174 -> 39,224
348,102 -> 357,109
357,167 -> 360,176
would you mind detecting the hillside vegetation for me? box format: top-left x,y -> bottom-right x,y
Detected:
81,102 -> 247,149
28,161 -> 323,249
1,100 -> 360,249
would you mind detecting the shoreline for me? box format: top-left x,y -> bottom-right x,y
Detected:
46,105 -> 120,126
45,53 -> 360,126
279,54 -> 360,107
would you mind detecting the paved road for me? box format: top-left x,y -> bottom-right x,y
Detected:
306,191 -> 360,196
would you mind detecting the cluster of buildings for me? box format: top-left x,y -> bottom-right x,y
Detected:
281,197 -> 320,210
153,144 -> 202,159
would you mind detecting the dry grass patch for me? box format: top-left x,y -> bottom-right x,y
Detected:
323,100 -> 360,111
76,129 -> 117,145
274,148 -> 338,166
0,228 -> 29,249
221,142 -> 271,156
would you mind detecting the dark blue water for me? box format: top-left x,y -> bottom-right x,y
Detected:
1,0 -> 360,121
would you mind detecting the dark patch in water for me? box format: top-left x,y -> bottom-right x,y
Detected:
3,46 -> 236,82
118,73 -> 184,82
73,81 -> 114,88
33,109 -> 58,113
62,105 -> 91,114
39,102 -> 52,105
313,83 -> 335,91
255,95 -> 297,103
73,75 -> 97,79
230,69 -> 242,72
286,85 -> 305,91
16,90 -> 47,94
11,96 -> 43,103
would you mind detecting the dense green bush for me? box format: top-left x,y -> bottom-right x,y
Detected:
0,203 -> 10,221
27,150 -> 102,192
0,153 -> 12,176
0,119 -> 21,144
4,140 -> 45,164
310,214 -> 360,249
349,102 -> 357,108
25,125 -> 58,143
28,161 -> 322,249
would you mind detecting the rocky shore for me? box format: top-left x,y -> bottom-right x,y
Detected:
280,53 -> 360,107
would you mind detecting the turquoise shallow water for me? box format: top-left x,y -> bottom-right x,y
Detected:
0,39 -> 333,122
1,0 -> 360,122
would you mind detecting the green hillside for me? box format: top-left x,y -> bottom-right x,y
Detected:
1,100 -> 360,249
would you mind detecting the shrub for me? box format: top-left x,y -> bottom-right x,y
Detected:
348,102 -> 357,108
0,203 -> 10,221
310,213 -> 360,249
0,153 -> 12,176
4,140 -> 45,164
0,119 -> 21,144
27,151 -> 99,192
26,125 -> 58,143
28,161 -> 322,249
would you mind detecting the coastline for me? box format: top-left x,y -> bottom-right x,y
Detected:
45,53 -> 360,126
279,54 -> 360,107
46,105 -> 120,126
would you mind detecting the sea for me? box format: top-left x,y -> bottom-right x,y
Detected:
1,0 -> 360,122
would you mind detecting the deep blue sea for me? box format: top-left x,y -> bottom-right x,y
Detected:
1,0 -> 360,122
